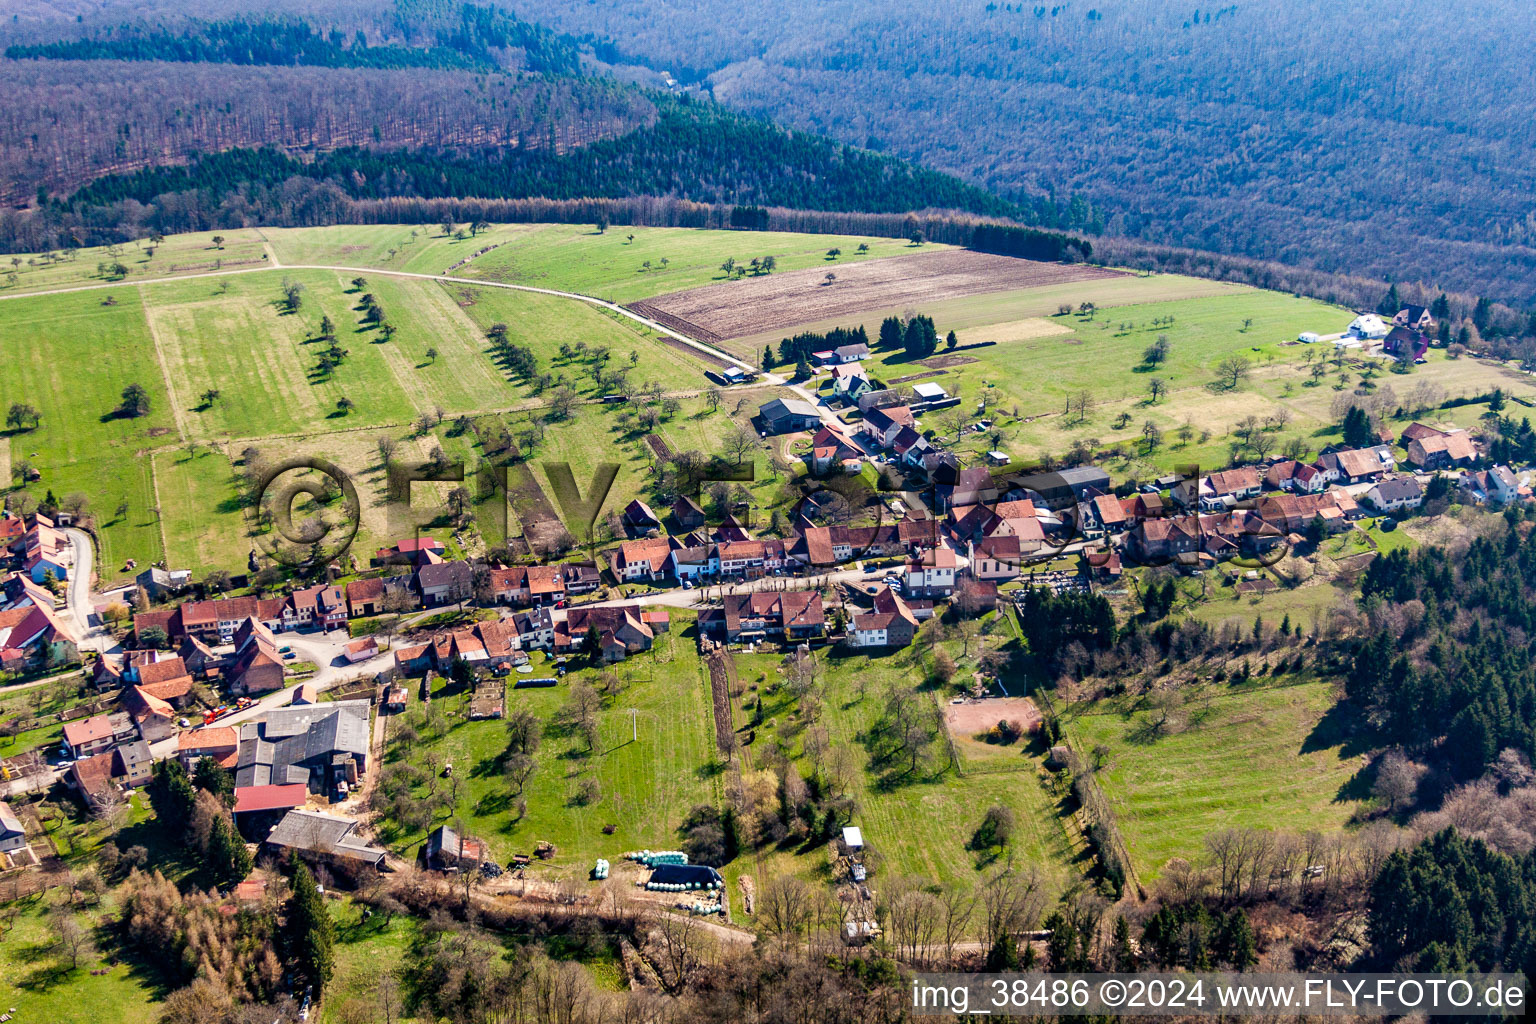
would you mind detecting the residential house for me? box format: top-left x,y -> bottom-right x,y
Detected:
857,389 -> 904,412
1366,475 -> 1426,513
0,600 -> 79,667
1459,465 -> 1520,505
904,544 -> 959,598
832,342 -> 869,364
564,563 -> 601,594
709,592 -> 825,642
1407,430 -> 1477,470
0,801 -> 26,856
1317,446 -> 1394,484
344,574 -> 413,618
177,726 -> 239,771
1383,326 -> 1430,362
1090,494 -> 1130,535
281,584 -> 347,631
0,571 -> 52,612
1255,491 -> 1354,534
614,536 -> 673,581
115,740 -> 153,788
416,560 -> 474,607
716,540 -> 768,578
1177,467 -> 1262,511
1394,305 -> 1433,331
263,810 -> 387,871
555,605 -> 653,661
970,535 -> 1023,583
61,712 -> 136,759
227,617 -> 287,696
805,425 -> 864,475
1126,517 -> 1202,563
861,404 -> 916,447
668,544 -> 717,581
757,398 -> 822,434
1346,313 -> 1390,339
890,426 -> 933,466
847,586 -> 919,648
120,684 -> 180,744
15,517 -> 71,583
935,467 -> 1000,512
68,747 -> 141,810
174,596 -> 286,643
429,618 -> 523,672
510,607 -> 555,650
487,565 -> 566,607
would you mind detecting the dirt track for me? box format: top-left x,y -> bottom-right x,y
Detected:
628,249 -> 1119,341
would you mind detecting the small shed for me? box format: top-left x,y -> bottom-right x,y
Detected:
912,382 -> 948,402
291,682 -> 320,706
986,451 -> 1010,466
841,825 -> 864,852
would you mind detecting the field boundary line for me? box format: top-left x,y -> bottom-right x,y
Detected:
137,283 -> 192,445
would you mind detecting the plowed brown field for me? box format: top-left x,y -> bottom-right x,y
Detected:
628,249 -> 1120,342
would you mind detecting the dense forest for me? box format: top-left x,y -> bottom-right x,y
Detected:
6,5 -> 583,76
0,99 -> 1020,251
506,0 -> 1536,304
0,59 -> 653,207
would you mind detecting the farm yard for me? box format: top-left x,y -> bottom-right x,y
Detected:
630,248 -> 1122,343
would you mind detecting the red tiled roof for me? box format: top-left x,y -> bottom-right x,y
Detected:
233,784 -> 309,815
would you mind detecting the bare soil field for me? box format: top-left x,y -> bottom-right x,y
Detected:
629,250 -> 1120,342
944,696 -> 1042,738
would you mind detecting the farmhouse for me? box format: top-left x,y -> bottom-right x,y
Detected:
429,618 -> 523,670
1127,517 -> 1201,563
13,517 -> 71,583
374,537 -> 445,566
416,560 -> 474,607
1317,446 -> 1394,483
1382,326 -> 1429,362
234,699 -> 370,795
758,397 -> 822,433
488,565 -> 567,606
1407,429 -> 1477,469
614,536 -> 674,581
345,574 -> 413,618
707,591 -> 825,642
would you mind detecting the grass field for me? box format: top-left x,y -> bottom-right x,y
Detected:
456,224 -> 929,304
0,228 -> 272,297
374,618 -> 722,871
1063,679 -> 1367,879
0,896 -> 163,1024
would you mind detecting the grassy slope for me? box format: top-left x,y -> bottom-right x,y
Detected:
1064,679 -> 1366,879
375,619 -> 721,870
0,228 -> 271,297
454,224 -> 928,303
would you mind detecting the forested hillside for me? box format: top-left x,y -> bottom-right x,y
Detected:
0,60 -> 651,207
508,0 -> 1536,304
